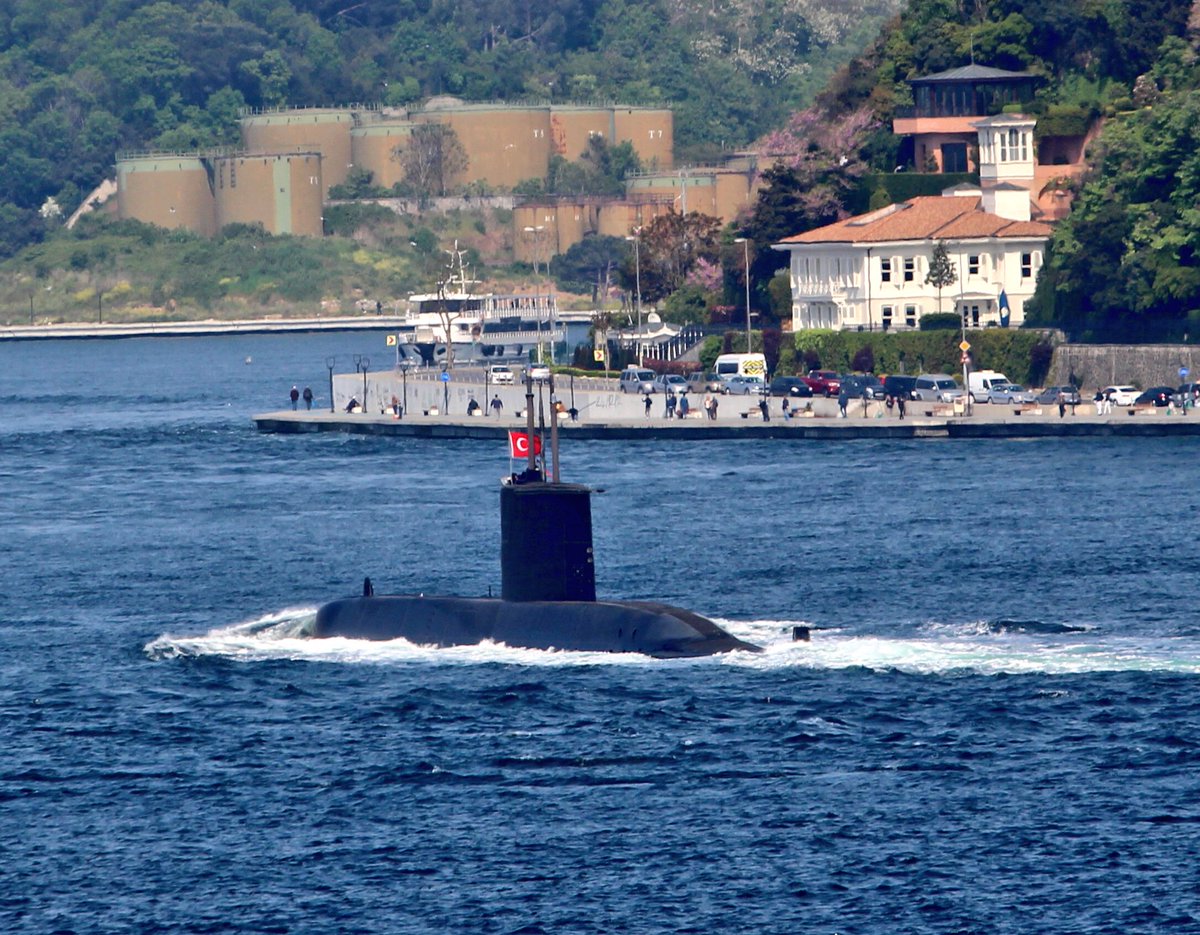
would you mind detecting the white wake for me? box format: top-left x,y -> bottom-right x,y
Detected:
144,610 -> 1200,675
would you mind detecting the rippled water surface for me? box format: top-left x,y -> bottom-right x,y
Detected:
3,334 -> 1200,934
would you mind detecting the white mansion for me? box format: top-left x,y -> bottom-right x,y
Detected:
773,114 -> 1053,331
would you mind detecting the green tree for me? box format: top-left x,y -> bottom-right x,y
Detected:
925,240 -> 957,315
401,124 -> 469,202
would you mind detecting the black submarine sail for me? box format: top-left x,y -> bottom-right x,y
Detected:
313,373 -> 758,657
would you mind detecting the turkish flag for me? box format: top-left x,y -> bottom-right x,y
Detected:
508,431 -> 543,458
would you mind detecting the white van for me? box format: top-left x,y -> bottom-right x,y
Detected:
968,370 -> 1010,403
713,353 -> 767,384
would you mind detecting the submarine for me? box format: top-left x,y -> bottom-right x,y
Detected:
314,375 -> 759,658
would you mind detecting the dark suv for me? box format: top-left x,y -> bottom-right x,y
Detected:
882,375 -> 918,400
769,376 -> 814,397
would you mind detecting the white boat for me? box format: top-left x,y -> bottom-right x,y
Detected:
391,244 -> 563,368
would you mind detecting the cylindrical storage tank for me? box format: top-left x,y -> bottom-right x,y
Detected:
712,171 -> 755,225
612,108 -> 674,170
549,106 -> 612,161
240,109 -> 356,198
512,204 -> 559,265
413,104 -> 552,189
212,153 -> 323,236
595,200 -> 673,239
116,155 -> 216,236
501,482 -> 596,603
351,122 -> 415,189
553,203 -> 586,252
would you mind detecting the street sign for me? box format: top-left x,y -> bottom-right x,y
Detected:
960,352 -> 970,365
959,340 -> 971,352
386,334 -> 397,347
1180,366 -> 1190,379
440,371 -> 450,382
593,348 -> 605,362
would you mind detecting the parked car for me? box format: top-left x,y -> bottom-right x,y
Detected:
1178,382 -> 1200,405
803,370 -> 842,396
1101,385 -> 1140,406
652,373 -> 689,395
769,376 -> 814,397
686,371 -> 724,394
912,374 -> 965,402
725,375 -> 768,396
1036,385 -> 1081,406
487,364 -> 514,385
840,375 -> 887,400
618,367 -> 656,394
1135,386 -> 1176,407
881,374 -> 918,400
523,364 -> 551,382
987,383 -> 1036,404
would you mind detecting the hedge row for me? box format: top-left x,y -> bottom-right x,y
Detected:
776,329 -> 1055,386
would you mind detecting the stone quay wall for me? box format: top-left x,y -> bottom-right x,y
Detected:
1050,344 -> 1200,390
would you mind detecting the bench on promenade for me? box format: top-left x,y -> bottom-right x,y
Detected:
1013,405 -> 1043,416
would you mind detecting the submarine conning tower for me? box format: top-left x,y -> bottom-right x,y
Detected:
500,481 -> 596,602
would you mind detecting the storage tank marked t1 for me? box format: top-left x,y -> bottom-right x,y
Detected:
314,382 -> 757,658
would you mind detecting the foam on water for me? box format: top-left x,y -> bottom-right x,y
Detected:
145,609 -> 1200,675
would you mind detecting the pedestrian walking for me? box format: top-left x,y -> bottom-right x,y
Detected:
838,386 -> 849,418
302,386 -> 313,409
703,393 -> 714,420
897,394 -> 906,419
711,395 -> 719,420
1057,391 -> 1067,418
781,397 -> 790,420
665,393 -> 676,419
679,393 -> 690,418
490,394 -> 503,416
758,397 -> 770,422
289,385 -> 299,410
644,393 -> 652,417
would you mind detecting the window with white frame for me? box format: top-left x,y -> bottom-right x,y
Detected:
903,258 -> 915,282
968,254 -> 980,277
882,305 -> 893,328
881,258 -> 892,283
1021,252 -> 1033,278
904,305 -> 917,327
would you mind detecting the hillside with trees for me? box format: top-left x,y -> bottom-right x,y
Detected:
0,0 -> 902,258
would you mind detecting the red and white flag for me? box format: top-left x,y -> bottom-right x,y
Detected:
508,431 -> 543,459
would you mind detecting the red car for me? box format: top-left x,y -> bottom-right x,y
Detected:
803,370 -> 842,397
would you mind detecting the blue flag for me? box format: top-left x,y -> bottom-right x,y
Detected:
998,289 -> 1011,328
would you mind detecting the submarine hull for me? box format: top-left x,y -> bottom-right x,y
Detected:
313,595 -> 759,658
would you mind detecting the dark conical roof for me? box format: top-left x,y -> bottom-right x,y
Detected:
911,64 -> 1037,84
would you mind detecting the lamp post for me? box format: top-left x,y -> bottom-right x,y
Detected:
523,225 -> 547,364
734,237 -> 752,353
326,356 -> 336,412
626,231 -> 643,366
360,356 -> 370,411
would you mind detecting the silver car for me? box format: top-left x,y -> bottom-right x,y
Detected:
725,375 -> 767,396
912,374 -> 965,403
987,383 -> 1036,404
618,368 -> 656,393
652,374 -> 689,395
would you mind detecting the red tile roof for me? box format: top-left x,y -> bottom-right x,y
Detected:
777,196 -> 1052,245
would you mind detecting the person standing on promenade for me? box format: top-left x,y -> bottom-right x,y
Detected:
302,386 -> 313,409
838,386 -> 849,418
289,385 -> 299,410
897,394 -> 906,419
679,393 -> 690,419
644,393 -> 652,417
703,393 -> 713,420
665,392 -> 676,419
491,394 -> 503,416
711,395 -> 719,420
781,397 -> 790,420
1058,391 -> 1067,418
758,396 -> 770,421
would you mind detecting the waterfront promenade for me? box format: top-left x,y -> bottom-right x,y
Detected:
256,373 -> 1200,440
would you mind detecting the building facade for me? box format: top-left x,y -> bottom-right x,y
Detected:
774,192 -> 1051,331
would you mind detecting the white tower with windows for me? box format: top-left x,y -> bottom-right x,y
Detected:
973,113 -> 1036,222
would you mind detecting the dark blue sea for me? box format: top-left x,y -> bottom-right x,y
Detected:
3,332 -> 1200,934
